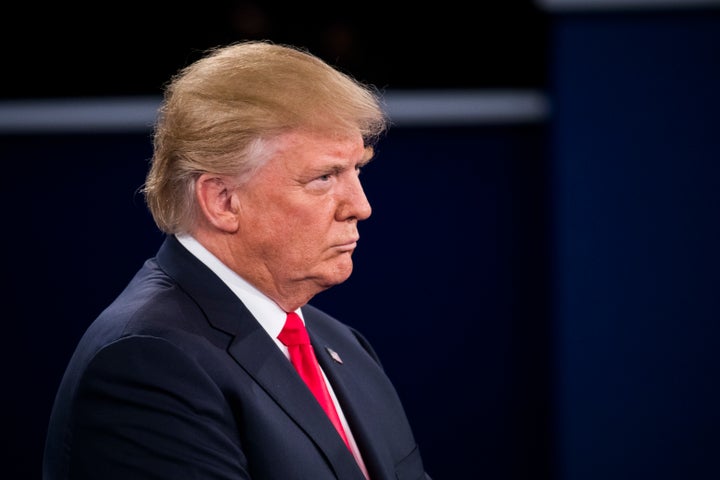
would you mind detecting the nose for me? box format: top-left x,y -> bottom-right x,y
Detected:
337,175 -> 372,222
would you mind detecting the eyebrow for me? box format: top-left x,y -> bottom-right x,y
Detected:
323,148 -> 374,173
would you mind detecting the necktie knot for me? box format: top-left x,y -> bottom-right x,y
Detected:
278,312 -> 310,347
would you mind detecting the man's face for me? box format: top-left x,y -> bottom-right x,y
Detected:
232,129 -> 373,301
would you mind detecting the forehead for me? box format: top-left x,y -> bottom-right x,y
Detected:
270,129 -> 369,164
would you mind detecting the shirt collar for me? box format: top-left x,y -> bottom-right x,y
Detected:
175,233 -> 302,341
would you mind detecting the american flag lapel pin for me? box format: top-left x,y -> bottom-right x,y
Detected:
325,346 -> 343,364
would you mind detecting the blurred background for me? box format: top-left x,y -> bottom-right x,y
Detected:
2,1 -> 719,478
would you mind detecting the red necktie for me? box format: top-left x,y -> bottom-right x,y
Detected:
278,312 -> 351,449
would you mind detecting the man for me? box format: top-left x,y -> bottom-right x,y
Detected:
43,41 -> 431,480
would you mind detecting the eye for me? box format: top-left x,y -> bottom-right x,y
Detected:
305,172 -> 336,193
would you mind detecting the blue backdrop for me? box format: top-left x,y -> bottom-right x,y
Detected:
548,8 -> 720,480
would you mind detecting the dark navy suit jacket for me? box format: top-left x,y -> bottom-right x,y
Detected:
43,235 -> 429,479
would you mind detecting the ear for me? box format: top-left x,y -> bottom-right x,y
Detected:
195,173 -> 240,233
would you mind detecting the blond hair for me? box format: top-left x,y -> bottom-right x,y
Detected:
143,40 -> 387,234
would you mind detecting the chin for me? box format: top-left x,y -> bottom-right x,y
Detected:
321,261 -> 354,287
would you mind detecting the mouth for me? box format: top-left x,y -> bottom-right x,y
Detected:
334,239 -> 359,252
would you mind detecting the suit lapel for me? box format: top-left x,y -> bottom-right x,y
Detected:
227,330 -> 364,479
309,326 -> 392,480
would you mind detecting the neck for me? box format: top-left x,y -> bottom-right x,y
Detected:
190,230 -> 320,312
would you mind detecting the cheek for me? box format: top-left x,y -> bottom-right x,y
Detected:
268,196 -> 332,230
257,205 -> 322,249
242,189 -> 335,253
